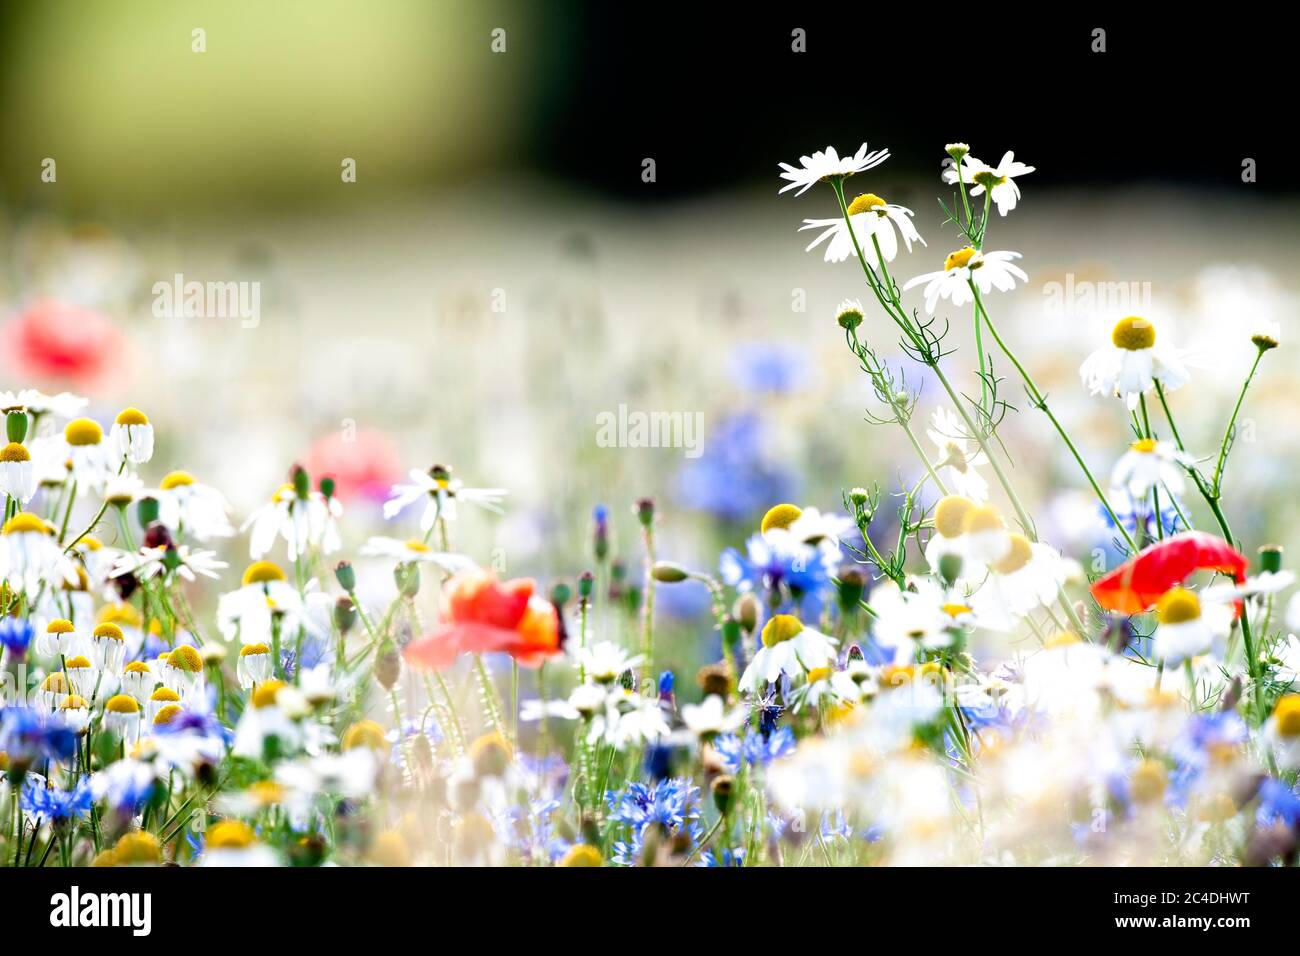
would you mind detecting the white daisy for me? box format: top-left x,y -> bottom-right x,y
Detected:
870,578 -> 972,654
787,663 -> 864,712
926,407 -> 989,502
578,641 -> 644,684
382,465 -> 506,530
778,142 -> 890,196
360,536 -> 474,574
1110,438 -> 1194,500
1079,315 -> 1192,410
108,544 -> 228,583
1263,695 -> 1300,770
1150,587 -> 1232,664
594,688 -> 670,750
943,150 -> 1035,216
923,494 -> 978,578
679,694 -> 747,739
108,407 -> 154,465
782,507 -> 856,551
218,560 -> 331,647
902,247 -> 1027,315
242,483 -> 341,562
799,192 -> 924,264
738,615 -> 836,694
0,512 -> 78,595
0,389 -> 87,420
0,441 -> 35,504
60,417 -> 114,491
155,470 -> 235,541
969,533 -> 1067,626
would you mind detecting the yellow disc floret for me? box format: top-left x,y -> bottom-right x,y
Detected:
0,442 -> 30,463
93,622 -> 125,642
559,844 -> 602,867
944,247 -> 979,271
806,666 -> 832,684
1111,316 -> 1156,351
114,407 -> 150,427
64,418 -> 103,446
251,679 -> 286,709
149,687 -> 181,703
105,694 -> 140,715
847,193 -> 887,216
242,560 -> 287,586
207,819 -> 257,850
113,831 -> 162,865
160,470 -> 196,490
60,694 -> 89,710
47,618 -> 75,634
41,673 -> 69,694
240,643 -> 270,657
153,704 -> 182,726
760,504 -> 803,534
1273,694 -> 1300,738
1155,587 -> 1201,625
64,655 -> 91,669
342,719 -> 390,752
933,495 -> 976,539
98,602 -> 143,629
1130,759 -> 1168,803
1044,630 -> 1081,649
993,534 -> 1034,575
166,644 -> 203,673
3,512 -> 48,536
962,504 -> 1005,535
1130,437 -> 1159,454
761,614 -> 804,648
124,661 -> 151,674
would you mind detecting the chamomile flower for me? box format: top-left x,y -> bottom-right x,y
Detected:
40,618 -> 83,660
243,482 -> 341,562
595,688 -> 671,750
0,512 -> 78,595
738,615 -> 836,694
158,644 -> 205,696
146,687 -> 182,725
943,150 -> 1035,216
237,643 -> 273,689
799,192 -> 924,264
119,660 -> 155,700
154,470 -> 235,541
232,679 -> 302,759
924,494 -> 977,577
1079,316 -> 1192,410
782,507 -> 856,551
108,544 -> 228,584
1263,695 -> 1300,770
108,407 -> 154,465
1110,438 -> 1194,500
961,504 -> 1012,567
90,622 -> 128,674
199,819 -> 279,867
103,693 -> 143,742
61,417 -> 113,489
926,407 -> 989,502
57,694 -> 91,734
382,464 -> 506,529
788,663 -> 863,712
579,642 -> 645,685
778,142 -> 890,196
0,442 -> 35,504
0,389 -> 86,420
218,560 -> 330,648
870,578 -> 969,654
360,536 -> 474,574
679,694 -> 747,741
1150,587 -> 1231,664
902,248 -> 1027,314
970,533 -> 1067,625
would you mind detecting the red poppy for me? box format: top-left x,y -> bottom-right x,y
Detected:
305,428 -> 400,504
404,569 -> 561,671
1090,531 -> 1247,615
5,299 -> 122,387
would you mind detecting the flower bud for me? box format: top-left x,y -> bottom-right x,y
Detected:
945,142 -> 970,161
937,553 -> 963,587
711,774 -> 736,815
1259,544 -> 1283,575
720,616 -> 742,654
333,596 -> 357,634
635,497 -> 655,528
696,663 -> 733,700
290,464 -> 310,499
374,644 -> 401,690
577,571 -> 594,600
136,496 -> 160,526
550,581 -> 572,606
5,410 -> 28,444
836,567 -> 867,612
319,476 -> 336,499
394,561 -> 420,598
733,593 -> 760,634
469,731 -> 512,778
651,561 -> 689,583
334,561 -> 357,592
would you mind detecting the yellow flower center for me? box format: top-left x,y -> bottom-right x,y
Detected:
124,661 -> 151,674
760,503 -> 803,534
0,442 -> 30,463
251,679 -> 286,709
962,504 -> 1005,535
1130,759 -> 1168,803
65,656 -> 91,669
1156,587 -> 1201,625
42,673 -> 70,693
47,618 -> 75,634
1130,438 -> 1159,454
847,193 -> 887,215
1111,316 -> 1156,351
342,719 -> 390,752
1044,630 -> 1081,649
972,170 -> 1007,189
93,622 -> 125,642
167,644 -> 203,673
149,687 -> 181,703
105,694 -> 140,714
1273,695 -> 1300,738
993,534 -> 1034,575
60,694 -> 89,711
207,820 -> 257,850
80,536 -> 103,551
559,844 -> 602,867
64,418 -> 103,446
941,603 -> 972,618
879,664 -> 915,688
114,407 -> 150,426
98,602 -> 143,628
933,495 -> 975,539
404,539 -> 431,553
249,780 -> 285,805
160,470 -> 196,490
3,512 -> 49,536
240,643 -> 270,658
114,831 -> 162,864
153,704 -> 182,726
806,666 -> 832,684
761,614 -> 804,647
242,560 -> 287,586
944,247 -> 979,271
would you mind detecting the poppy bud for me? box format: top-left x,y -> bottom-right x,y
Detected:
334,561 -> 356,592
733,593 -> 760,633
290,463 -> 310,499
578,571 -> 594,601
652,561 -> 689,583
937,553 -> 963,587
136,496 -> 160,526
711,774 -> 736,815
1260,544 -> 1284,575
635,498 -> 655,528
319,476 -> 336,500
374,645 -> 401,690
333,596 -> 357,634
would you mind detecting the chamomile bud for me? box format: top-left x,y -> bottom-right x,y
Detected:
945,143 -> 970,161
711,774 -> 736,815
5,409 -> 28,444
835,298 -> 864,331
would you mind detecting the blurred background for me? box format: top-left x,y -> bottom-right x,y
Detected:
0,1 -> 1295,671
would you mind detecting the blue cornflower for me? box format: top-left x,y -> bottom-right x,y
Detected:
0,618 -> 34,658
699,846 -> 746,867
0,707 -> 78,764
713,726 -> 796,773
21,777 -> 94,823
1256,778 -> 1300,828
720,532 -> 835,604
729,342 -> 811,395
674,413 -> 798,522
